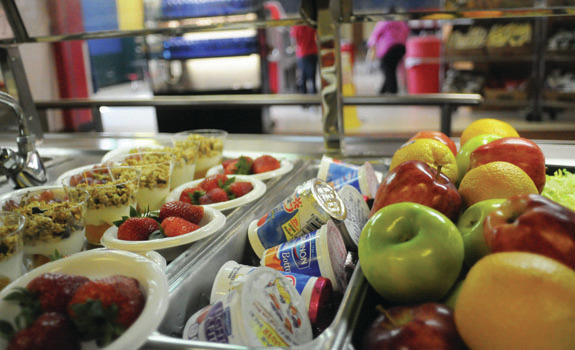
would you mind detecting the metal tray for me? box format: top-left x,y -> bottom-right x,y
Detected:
141,157 -> 388,349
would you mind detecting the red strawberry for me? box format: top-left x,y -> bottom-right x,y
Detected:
223,156 -> 253,175
159,200 -> 204,224
251,155 -> 281,174
178,187 -> 205,204
227,181 -> 253,198
199,187 -> 229,204
7,312 -> 80,350
26,273 -> 90,314
117,217 -> 160,241
199,174 -> 229,191
68,275 -> 145,346
161,216 -> 200,237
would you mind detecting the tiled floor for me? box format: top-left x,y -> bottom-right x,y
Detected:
98,61 -> 575,140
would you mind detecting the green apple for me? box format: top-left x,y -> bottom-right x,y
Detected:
455,134 -> 502,184
358,202 -> 464,304
456,198 -> 505,267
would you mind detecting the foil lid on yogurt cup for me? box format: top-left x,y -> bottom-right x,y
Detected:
311,178 -> 347,222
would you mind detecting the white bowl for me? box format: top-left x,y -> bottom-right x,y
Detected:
206,158 -> 294,181
0,248 -> 169,350
101,206 -> 226,261
165,175 -> 266,212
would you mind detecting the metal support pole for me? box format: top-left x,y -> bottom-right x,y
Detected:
0,45 -> 43,142
310,0 -> 345,155
440,104 -> 453,136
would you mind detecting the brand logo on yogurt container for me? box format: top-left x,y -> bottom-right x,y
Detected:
283,194 -> 302,213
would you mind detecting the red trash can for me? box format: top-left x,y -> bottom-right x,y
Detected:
405,36 -> 441,94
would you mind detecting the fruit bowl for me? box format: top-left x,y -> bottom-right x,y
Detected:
100,206 -> 226,261
205,158 -> 294,181
0,248 -> 169,350
165,175 -> 266,213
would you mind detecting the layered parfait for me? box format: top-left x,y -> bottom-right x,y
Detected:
172,129 -> 227,179
62,166 -> 140,246
0,212 -> 25,290
109,152 -> 175,211
2,188 -> 88,270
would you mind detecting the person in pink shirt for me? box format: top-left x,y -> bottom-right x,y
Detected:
290,25 -> 318,94
368,21 -> 410,94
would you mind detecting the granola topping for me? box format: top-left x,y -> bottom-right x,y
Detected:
3,192 -> 85,246
117,153 -> 173,190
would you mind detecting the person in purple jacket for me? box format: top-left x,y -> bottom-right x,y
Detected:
367,21 -> 410,94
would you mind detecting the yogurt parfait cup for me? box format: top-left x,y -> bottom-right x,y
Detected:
172,129 -> 227,179
0,187 -> 89,271
107,152 -> 175,212
0,211 -> 25,291
61,166 -> 140,246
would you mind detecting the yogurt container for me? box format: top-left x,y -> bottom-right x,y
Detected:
260,220 -> 348,292
336,185 -> 371,250
210,261 -> 334,332
317,155 -> 379,199
183,267 -> 312,347
248,178 -> 347,258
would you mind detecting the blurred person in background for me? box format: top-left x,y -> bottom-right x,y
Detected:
368,21 -> 410,94
290,25 -> 318,94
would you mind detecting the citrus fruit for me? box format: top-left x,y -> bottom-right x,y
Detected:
390,139 -> 458,183
458,161 -> 537,207
454,252 -> 575,350
459,118 -> 519,147
408,130 -> 457,156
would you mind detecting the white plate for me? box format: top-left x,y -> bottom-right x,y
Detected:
205,159 -> 293,181
0,249 -> 169,350
165,175 -> 266,212
101,206 -> 226,260
54,164 -> 101,186
101,145 -> 165,163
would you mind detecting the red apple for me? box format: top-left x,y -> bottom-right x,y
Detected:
362,303 -> 465,350
370,160 -> 462,221
409,131 -> 457,156
469,137 -> 546,193
484,193 -> 575,270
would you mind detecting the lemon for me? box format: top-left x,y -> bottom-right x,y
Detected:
458,161 -> 537,207
390,139 -> 458,183
455,252 -> 575,350
460,118 -> 519,147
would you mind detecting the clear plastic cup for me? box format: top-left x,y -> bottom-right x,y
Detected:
106,151 -> 176,211
1,186 -> 89,271
172,129 -> 228,179
61,165 -> 140,246
163,141 -> 200,189
0,211 -> 25,291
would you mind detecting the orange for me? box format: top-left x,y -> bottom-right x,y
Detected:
390,139 -> 458,183
459,118 -> 519,146
455,252 -> 575,350
458,161 -> 537,207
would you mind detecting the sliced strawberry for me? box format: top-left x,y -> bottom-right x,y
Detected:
117,217 -> 160,241
159,201 -> 204,224
7,312 -> 80,350
227,181 -> 253,199
161,216 -> 200,237
178,187 -> 205,205
251,155 -> 281,174
224,156 -> 253,175
68,275 -> 145,346
199,174 -> 229,191
25,273 -> 90,315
